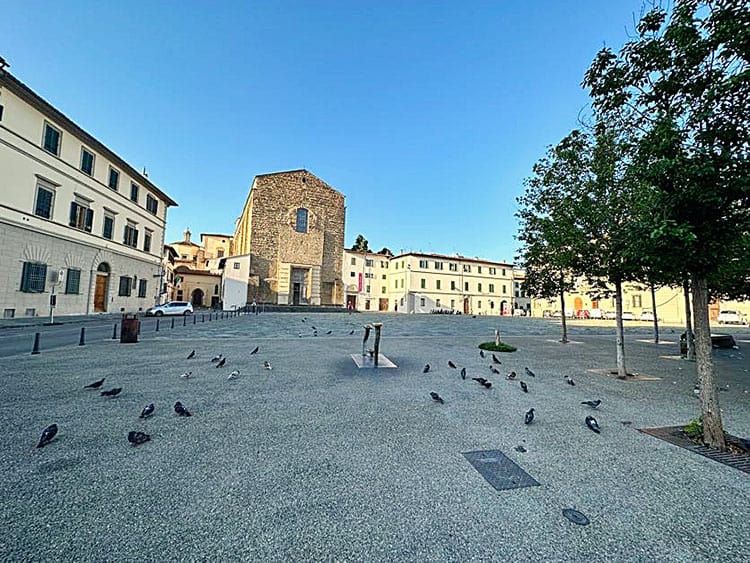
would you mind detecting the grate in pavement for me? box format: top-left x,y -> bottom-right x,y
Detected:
639,426 -> 750,474
463,449 -> 540,491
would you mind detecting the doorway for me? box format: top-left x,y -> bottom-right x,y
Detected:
290,268 -> 307,305
191,288 -> 204,307
463,298 -> 470,315
292,283 -> 302,305
346,294 -> 357,310
94,262 -> 110,312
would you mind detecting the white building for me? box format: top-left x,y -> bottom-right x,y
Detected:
342,249 -> 392,311
0,67 -> 177,318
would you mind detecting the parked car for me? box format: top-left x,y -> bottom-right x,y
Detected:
717,310 -> 746,325
621,311 -> 635,321
589,308 -> 603,319
145,301 -> 194,317
575,309 -> 590,319
640,310 -> 655,322
604,311 -> 617,320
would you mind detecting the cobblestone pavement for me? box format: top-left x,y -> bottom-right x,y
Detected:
1,313 -> 748,561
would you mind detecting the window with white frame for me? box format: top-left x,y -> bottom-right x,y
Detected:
20,262 -> 47,293
34,182 -> 55,220
103,214 -> 114,240
42,122 -> 61,155
69,200 -> 93,232
108,167 -> 120,191
124,222 -> 139,248
419,260 -> 428,268
144,229 -> 153,253
146,194 -> 158,215
65,268 -> 81,294
80,147 -> 95,175
130,183 -> 139,202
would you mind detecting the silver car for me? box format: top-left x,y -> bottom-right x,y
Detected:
146,301 -> 194,317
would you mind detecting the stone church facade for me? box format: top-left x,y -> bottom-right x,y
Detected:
233,170 -> 345,306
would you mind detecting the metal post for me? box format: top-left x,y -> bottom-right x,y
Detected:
78,327 -> 86,346
183,315 -> 186,326
112,323 -> 118,340
193,314 -> 196,324
171,317 -> 175,329
202,314 -> 205,322
31,332 -> 40,355
156,319 -> 160,332
373,322 -> 383,368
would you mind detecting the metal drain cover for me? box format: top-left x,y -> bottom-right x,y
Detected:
562,508 -> 590,526
463,450 -> 540,491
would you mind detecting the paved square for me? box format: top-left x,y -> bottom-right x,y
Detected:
1,313 -> 748,561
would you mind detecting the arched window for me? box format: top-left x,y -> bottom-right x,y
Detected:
295,208 -> 308,233
214,284 -> 219,295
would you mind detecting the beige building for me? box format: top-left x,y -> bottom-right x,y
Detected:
165,229 -> 226,308
387,252 -> 515,315
0,67 -> 176,318
233,170 -> 345,306
342,250 -> 392,311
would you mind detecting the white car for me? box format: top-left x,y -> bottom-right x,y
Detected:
640,311 -> 655,322
621,311 -> 635,321
603,311 -> 617,320
146,301 -> 194,317
717,310 -> 745,325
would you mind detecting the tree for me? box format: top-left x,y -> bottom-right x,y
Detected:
377,247 -> 394,256
584,1 -> 750,449
351,234 -> 369,252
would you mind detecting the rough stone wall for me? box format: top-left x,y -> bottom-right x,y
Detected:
247,170 -> 345,305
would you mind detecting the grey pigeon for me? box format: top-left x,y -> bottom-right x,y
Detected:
472,377 -> 488,385
180,371 -> 192,379
524,367 -> 536,378
37,424 -> 58,448
492,354 -> 502,364
506,371 -> 516,380
227,369 -> 240,380
479,350 -> 485,358
174,401 -> 192,417
349,330 -> 354,335
525,408 -> 535,425
514,445 -> 527,453
490,366 -> 501,375
460,367 -> 466,380
585,416 -> 601,433
429,392 -> 444,404
187,350 -> 195,359
581,400 -> 601,408
216,357 -> 226,368
520,381 -> 529,393
128,431 -> 151,445
140,403 -> 155,418
263,361 -> 272,370
566,376 -> 575,386
326,330 -> 332,335
422,364 -> 430,374
210,354 -> 223,363
448,361 -> 457,369
250,346 -> 259,355
84,378 -> 105,389
101,387 -> 122,397
311,326 -> 317,330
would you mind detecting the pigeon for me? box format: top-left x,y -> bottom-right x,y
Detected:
490,366 -> 501,375
311,326 -> 317,330
585,416 -> 601,433
525,408 -> 535,425
492,354 -> 502,364
139,403 -> 155,418
520,381 -> 529,393
524,367 -> 536,378
250,346 -> 259,355
430,392 -> 444,404
423,364 -> 430,374
210,354 -> 223,363
84,378 -> 105,389
581,400 -> 602,409
127,431 -> 151,445
514,445 -> 527,453
180,371 -> 192,379
302,318 -> 306,322
472,377 -> 488,385
36,424 -> 58,448
565,376 -> 576,386
187,350 -> 195,359
460,367 -> 466,380
479,350 -> 485,358
448,361 -> 457,369
227,369 -> 240,380
349,330 -> 355,335
101,387 -> 122,397
174,401 -> 192,417
216,357 -> 226,368
482,381 -> 492,388
263,361 -> 272,370
506,371 -> 517,380
326,330 -> 332,335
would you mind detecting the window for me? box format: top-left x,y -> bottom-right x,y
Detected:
233,262 -> 240,270
124,223 -> 139,248
436,299 -> 441,307
103,215 -> 114,240
449,263 -> 457,271
146,194 -> 158,215
138,279 -> 147,298
434,261 -> 443,270
350,257 -> 356,266
365,259 -> 374,267
3,308 -> 15,319
365,273 -> 374,279
436,280 -> 441,290
350,272 -> 356,278
295,208 -> 308,233
69,201 -> 94,232
633,295 -> 642,308
451,299 -> 455,308
400,279 -> 404,288
118,276 -> 132,296
65,268 -> 81,294
42,123 -> 61,155
381,261 -> 388,268
394,279 -> 397,288
490,301 -> 495,309
214,284 -> 219,295
465,282 -> 469,291
217,249 -> 224,258
451,281 -> 456,291
144,230 -> 153,253
489,267 -> 496,275
80,148 -> 95,175
477,266 -> 482,274
0,104 -> 3,121
478,300 -> 482,308
489,284 -> 495,293
20,262 -> 47,293
394,262 -> 399,270
502,285 -> 507,293
420,297 -> 425,307
130,183 -> 139,202
463,264 -> 472,273
419,260 -> 428,268
34,184 -> 55,219
108,168 -> 120,190
420,279 -> 426,289
382,274 -> 386,280
478,283 -> 483,292
366,285 -> 371,293
381,286 -> 386,294
502,268 -> 506,276
401,261 -> 404,268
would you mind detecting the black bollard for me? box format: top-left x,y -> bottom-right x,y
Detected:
202,314 -> 205,322
183,316 -> 186,327
171,317 -> 175,329
79,327 -> 86,346
193,314 -> 196,324
156,319 -> 160,332
112,323 -> 118,340
31,332 -> 40,355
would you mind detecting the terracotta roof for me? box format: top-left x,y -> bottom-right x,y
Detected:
390,251 -> 514,267
173,266 -> 221,277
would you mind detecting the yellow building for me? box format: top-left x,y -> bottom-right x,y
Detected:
342,250 -> 392,311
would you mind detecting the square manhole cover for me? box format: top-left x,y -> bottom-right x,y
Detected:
463,449 -> 540,491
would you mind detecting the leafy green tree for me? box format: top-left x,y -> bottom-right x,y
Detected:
377,247 -> 394,256
351,234 -> 369,252
584,1 -> 750,448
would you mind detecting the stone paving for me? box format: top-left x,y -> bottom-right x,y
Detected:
0,313 -> 748,561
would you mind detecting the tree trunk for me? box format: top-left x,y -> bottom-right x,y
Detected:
683,279 -> 695,361
691,275 -> 726,450
614,279 -> 628,378
650,282 -> 659,344
559,287 -> 568,344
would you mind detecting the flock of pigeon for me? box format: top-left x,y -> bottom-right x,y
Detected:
427,349 -> 603,436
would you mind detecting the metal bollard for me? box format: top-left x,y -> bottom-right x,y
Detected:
79,327 -> 86,346
193,314 -> 196,324
31,332 -> 40,355
183,316 -> 187,327
202,314 -> 205,322
112,323 -> 118,340
171,317 -> 175,329
156,319 -> 160,332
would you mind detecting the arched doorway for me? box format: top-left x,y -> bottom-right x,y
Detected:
191,288 -> 204,307
94,262 -> 110,312
574,297 -> 583,313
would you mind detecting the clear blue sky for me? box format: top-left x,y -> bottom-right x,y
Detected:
1,1 -> 645,262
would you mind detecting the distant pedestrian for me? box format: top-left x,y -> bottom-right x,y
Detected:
252,299 -> 258,315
